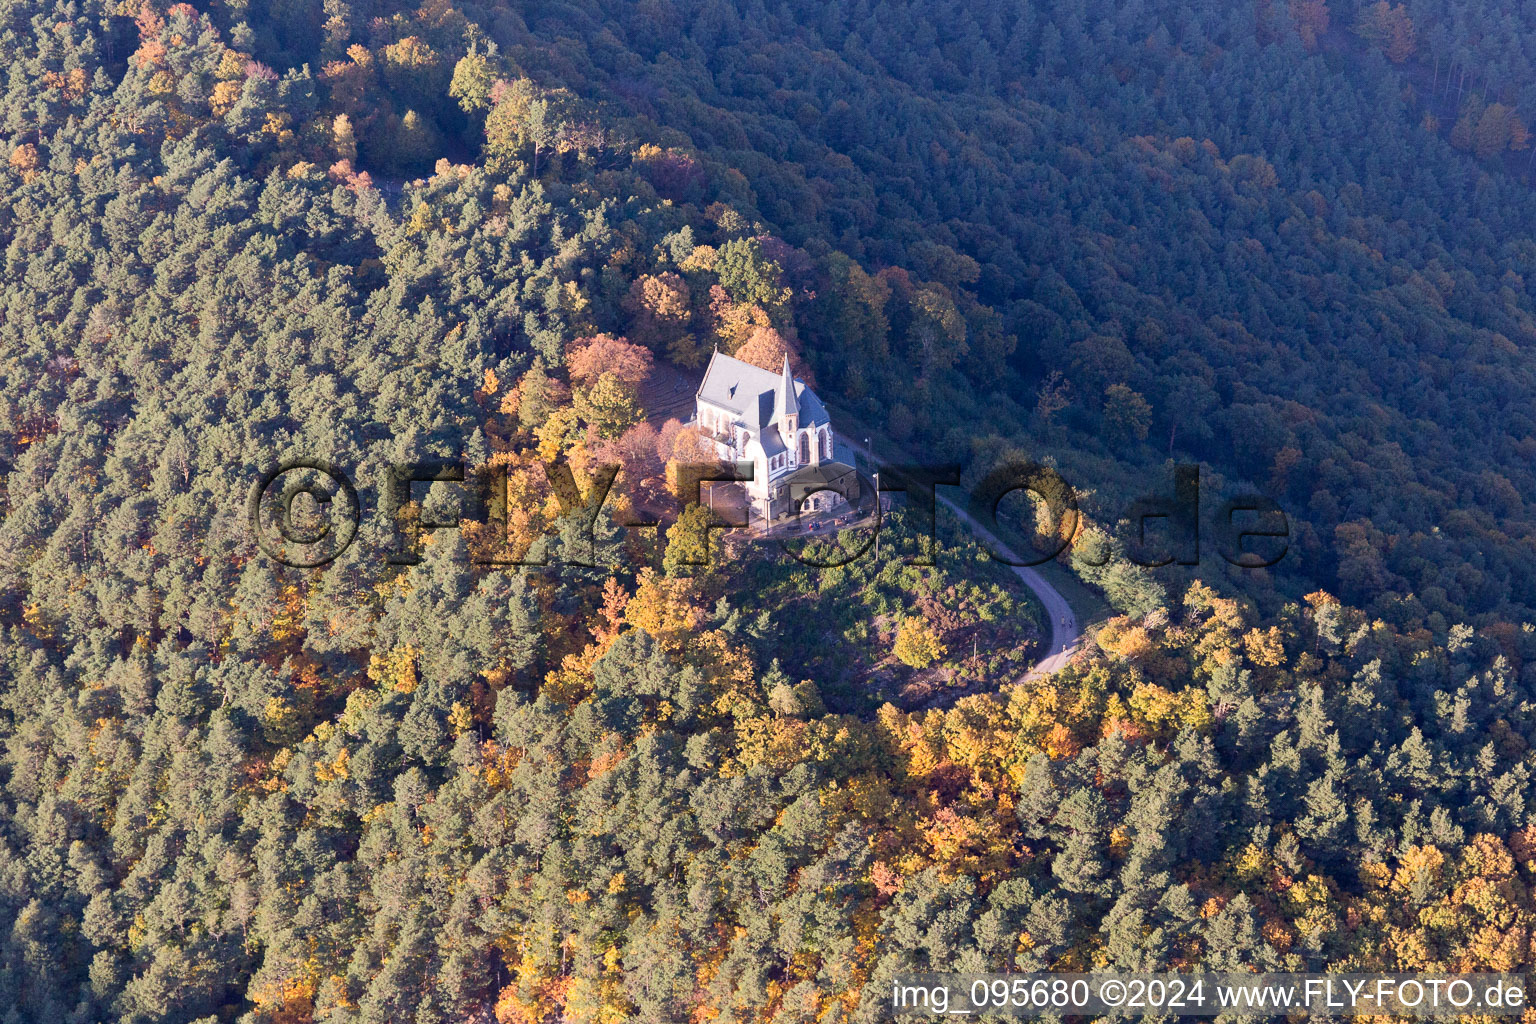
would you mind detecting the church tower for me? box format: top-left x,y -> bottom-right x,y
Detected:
777,352 -> 798,452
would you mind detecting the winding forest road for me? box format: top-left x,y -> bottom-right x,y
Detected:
838,438 -> 1083,680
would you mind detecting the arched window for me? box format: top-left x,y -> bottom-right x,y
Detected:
799,432 -> 810,463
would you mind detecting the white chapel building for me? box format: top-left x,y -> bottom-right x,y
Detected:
692,351 -> 858,522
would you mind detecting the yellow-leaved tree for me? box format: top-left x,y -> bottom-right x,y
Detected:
894,615 -> 946,668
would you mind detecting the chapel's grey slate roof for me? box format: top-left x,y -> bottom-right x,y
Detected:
795,382 -> 828,428
697,350 -> 780,417
696,350 -> 829,431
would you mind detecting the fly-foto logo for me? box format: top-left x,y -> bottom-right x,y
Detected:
248,457 -> 1289,571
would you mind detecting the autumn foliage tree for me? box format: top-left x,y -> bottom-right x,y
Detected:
574,372 -> 642,438
1355,2 -> 1416,63
894,614 -> 947,668
732,325 -> 813,382
1287,0 -> 1330,51
623,272 -> 693,357
565,333 -> 653,387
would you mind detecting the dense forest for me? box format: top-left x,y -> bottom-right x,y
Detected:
1,1 -> 1535,1022
482,0 -> 1536,626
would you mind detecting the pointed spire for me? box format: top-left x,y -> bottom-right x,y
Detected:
779,352 -> 798,419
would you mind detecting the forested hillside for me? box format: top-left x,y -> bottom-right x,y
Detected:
483,0 -> 1536,626
1,1 -> 1535,1023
